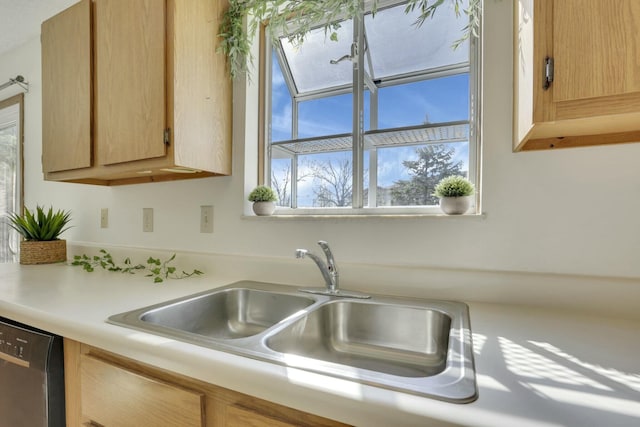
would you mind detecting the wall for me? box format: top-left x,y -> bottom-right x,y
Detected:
1,1 -> 640,281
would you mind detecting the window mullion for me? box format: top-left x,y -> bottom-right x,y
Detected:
352,2 -> 365,209
291,153 -> 299,209
291,98 -> 299,208
368,88 -> 379,207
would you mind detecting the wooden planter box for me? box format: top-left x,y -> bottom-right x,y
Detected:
20,240 -> 67,265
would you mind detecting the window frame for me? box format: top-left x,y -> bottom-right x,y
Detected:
259,0 -> 482,216
0,93 -> 24,262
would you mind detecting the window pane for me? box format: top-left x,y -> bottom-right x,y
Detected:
378,74 -> 469,128
270,158 -> 293,207
298,93 -> 352,139
271,51 -> 292,142
297,151 -> 353,208
378,142 -> 469,206
364,1 -> 469,79
280,20 -> 353,94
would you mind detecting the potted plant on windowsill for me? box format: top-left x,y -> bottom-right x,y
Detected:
434,176 -> 475,215
248,186 -> 278,216
8,206 -> 72,264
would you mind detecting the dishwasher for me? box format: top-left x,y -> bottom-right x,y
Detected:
0,317 -> 65,427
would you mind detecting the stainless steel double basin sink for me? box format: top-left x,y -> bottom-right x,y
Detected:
108,281 -> 477,402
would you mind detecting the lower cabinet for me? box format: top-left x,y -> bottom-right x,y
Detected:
64,339 -> 349,427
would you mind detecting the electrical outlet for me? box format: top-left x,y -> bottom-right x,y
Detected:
200,205 -> 214,233
100,208 -> 108,228
143,208 -> 153,232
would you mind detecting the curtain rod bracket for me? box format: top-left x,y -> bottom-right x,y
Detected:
0,75 -> 29,93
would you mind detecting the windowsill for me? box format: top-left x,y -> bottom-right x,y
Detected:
242,212 -> 486,220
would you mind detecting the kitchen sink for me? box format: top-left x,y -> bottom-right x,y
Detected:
108,281 -> 477,403
266,300 -> 451,377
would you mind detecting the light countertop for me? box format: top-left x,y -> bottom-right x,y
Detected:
1,259 -> 639,427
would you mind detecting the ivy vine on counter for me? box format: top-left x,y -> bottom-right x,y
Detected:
71,249 -> 203,283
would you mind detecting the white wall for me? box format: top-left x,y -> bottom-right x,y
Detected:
2,1 -> 640,280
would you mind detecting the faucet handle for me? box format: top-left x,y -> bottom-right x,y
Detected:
318,240 -> 336,267
317,241 -> 337,274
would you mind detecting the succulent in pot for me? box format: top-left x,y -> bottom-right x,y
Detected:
248,186 -> 277,216
8,205 -> 72,264
433,176 -> 475,215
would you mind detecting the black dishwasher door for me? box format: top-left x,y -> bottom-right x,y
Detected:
0,317 -> 65,427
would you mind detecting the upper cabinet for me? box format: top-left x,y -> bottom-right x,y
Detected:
41,0 -> 232,185
514,0 -> 640,151
41,0 -> 92,173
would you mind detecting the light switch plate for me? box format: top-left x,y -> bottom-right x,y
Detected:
200,205 -> 214,233
100,208 -> 108,228
143,208 -> 153,232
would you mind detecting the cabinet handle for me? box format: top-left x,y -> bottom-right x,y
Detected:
83,421 -> 105,427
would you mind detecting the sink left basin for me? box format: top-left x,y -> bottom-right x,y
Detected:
108,281 -> 316,340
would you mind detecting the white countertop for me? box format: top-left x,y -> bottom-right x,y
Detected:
1,260 -> 639,427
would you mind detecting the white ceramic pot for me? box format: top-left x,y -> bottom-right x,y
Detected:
439,196 -> 472,215
252,201 -> 276,216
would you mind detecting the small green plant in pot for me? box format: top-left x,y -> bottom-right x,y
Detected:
434,176 -> 475,215
248,186 -> 277,216
8,206 -> 72,264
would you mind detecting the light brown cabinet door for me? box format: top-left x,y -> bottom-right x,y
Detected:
95,0 -> 167,166
80,354 -> 204,427
41,0 -> 92,173
554,0 -> 640,102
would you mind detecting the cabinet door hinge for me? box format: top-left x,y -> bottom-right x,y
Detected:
543,57 -> 554,90
164,128 -> 170,146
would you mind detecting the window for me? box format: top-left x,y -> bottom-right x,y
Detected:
262,0 -> 480,214
0,94 -> 23,262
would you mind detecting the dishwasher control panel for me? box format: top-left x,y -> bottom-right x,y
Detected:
0,319 -> 53,369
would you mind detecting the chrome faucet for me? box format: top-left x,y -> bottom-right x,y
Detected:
296,241 -> 339,293
296,241 -> 369,299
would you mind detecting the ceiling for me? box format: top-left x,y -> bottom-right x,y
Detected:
0,0 -> 78,57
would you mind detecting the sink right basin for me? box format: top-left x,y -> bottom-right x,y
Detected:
266,300 -> 451,377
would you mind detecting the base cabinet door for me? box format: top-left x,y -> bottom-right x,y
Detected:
80,354 -> 204,427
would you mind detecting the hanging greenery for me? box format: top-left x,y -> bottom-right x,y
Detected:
218,0 -> 482,79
